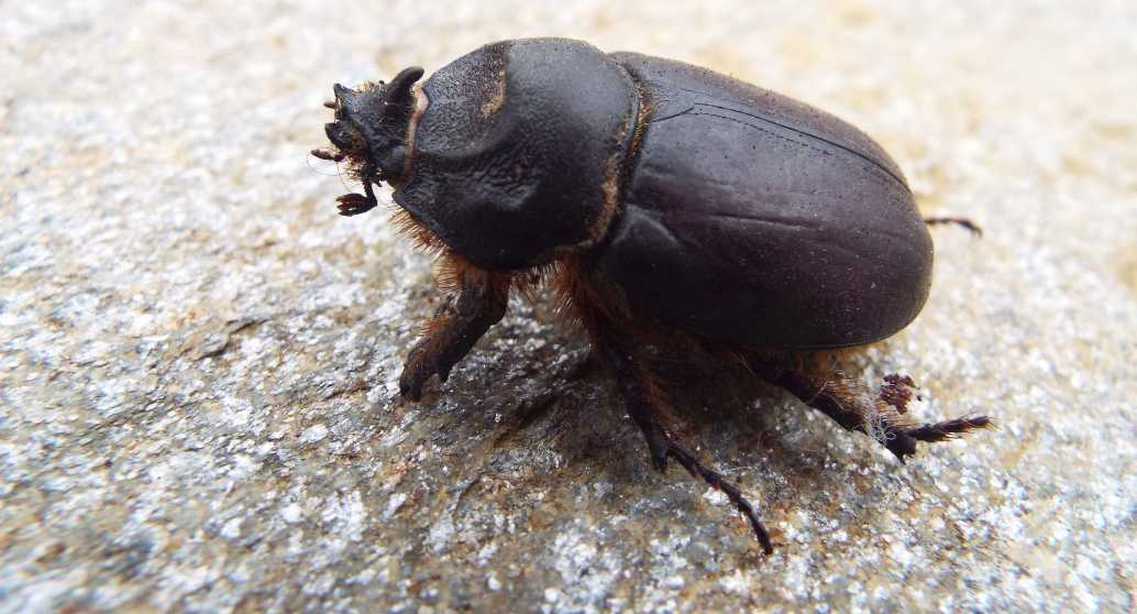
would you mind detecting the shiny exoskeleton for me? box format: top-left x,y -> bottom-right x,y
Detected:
314,38 -> 989,553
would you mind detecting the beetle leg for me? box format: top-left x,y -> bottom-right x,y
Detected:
924,216 -> 983,237
749,358 -> 990,461
601,343 -> 670,471
398,263 -> 510,401
599,336 -> 773,554
336,179 -> 378,216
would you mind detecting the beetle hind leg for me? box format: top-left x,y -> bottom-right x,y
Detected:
924,216 -> 983,236
600,337 -> 773,553
749,357 -> 991,461
905,415 -> 992,444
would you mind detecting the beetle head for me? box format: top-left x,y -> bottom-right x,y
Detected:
317,66 -> 425,187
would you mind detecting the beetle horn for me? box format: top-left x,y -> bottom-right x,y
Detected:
381,67 -> 424,107
359,67 -> 423,183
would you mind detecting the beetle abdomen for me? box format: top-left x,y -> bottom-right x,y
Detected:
598,53 -> 933,349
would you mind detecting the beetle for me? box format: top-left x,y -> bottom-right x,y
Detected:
313,38 -> 990,553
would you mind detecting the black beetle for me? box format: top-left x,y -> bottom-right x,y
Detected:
314,38 -> 989,553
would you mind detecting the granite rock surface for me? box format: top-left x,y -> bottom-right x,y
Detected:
2,1 -> 1136,611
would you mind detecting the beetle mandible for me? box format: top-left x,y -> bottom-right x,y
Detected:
313,38 -> 990,553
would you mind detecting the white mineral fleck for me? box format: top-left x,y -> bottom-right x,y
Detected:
281,504 -> 304,524
383,492 -> 407,520
220,517 -> 242,540
299,424 -> 329,445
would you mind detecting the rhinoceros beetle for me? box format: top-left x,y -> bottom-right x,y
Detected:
313,38 -> 989,553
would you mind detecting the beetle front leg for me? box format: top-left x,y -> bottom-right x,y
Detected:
597,331 -> 774,553
398,263 -> 511,401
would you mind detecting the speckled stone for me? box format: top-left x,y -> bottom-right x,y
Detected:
2,1 -> 1135,611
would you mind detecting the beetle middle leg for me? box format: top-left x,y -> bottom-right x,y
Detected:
597,327 -> 774,553
398,256 -> 511,400
748,355 -> 990,461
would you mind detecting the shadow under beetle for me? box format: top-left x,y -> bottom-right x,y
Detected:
313,38 -> 990,553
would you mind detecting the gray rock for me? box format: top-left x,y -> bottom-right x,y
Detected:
2,1 -> 1135,611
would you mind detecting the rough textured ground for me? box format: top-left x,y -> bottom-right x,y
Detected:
2,1 -> 1136,611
